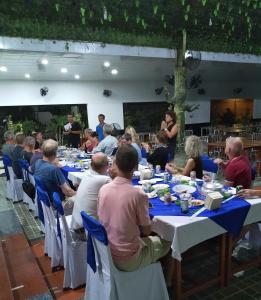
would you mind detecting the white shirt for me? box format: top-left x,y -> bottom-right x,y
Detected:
92,134 -> 118,156
71,169 -> 111,229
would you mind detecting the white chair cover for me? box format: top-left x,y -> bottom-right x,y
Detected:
37,188 -> 63,268
7,166 -> 23,202
85,238 -> 169,300
60,214 -> 87,289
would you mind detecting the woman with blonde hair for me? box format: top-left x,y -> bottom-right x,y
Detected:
125,126 -> 142,162
166,135 -> 203,178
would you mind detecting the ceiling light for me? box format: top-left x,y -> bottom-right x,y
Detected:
0,66 -> 7,72
61,68 -> 68,73
111,69 -> 118,75
41,58 -> 48,65
75,74 -> 80,79
25,73 -> 31,79
104,61 -> 110,68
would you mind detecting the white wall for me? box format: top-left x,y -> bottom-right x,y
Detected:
0,80 -> 165,129
0,80 -> 260,129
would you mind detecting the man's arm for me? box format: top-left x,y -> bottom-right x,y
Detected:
92,140 -> 104,153
60,182 -> 76,197
140,224 -> 151,236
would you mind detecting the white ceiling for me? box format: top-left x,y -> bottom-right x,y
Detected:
0,50 -> 260,82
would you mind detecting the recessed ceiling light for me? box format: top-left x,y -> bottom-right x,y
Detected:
104,61 -> 110,68
74,74 -> 80,79
41,58 -> 48,65
111,69 -> 118,75
25,73 -> 31,79
61,67 -> 68,73
0,66 -> 7,72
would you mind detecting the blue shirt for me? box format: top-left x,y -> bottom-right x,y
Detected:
96,124 -> 104,141
34,160 -> 66,198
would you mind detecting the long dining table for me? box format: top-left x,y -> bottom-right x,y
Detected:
66,168 -> 261,300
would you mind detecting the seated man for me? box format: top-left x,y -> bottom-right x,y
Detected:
12,133 -> 25,179
98,145 -> 170,272
71,153 -> 111,230
2,131 -> 15,158
92,124 -> 117,156
214,137 -> 252,188
34,139 -> 76,199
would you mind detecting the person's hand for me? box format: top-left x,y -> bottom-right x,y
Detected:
64,131 -> 69,135
214,158 -> 223,165
237,189 -> 256,198
108,159 -> 118,179
203,174 -> 211,182
141,142 -> 150,152
165,163 -> 175,173
161,120 -> 167,130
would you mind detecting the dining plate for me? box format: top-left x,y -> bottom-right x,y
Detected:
154,172 -> 165,177
138,178 -> 163,185
190,199 -> 204,206
173,184 -> 196,194
159,195 -> 177,202
152,184 -> 169,191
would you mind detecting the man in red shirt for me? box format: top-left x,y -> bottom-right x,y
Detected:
214,137 -> 252,188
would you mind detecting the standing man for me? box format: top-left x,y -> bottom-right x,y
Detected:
96,114 -> 106,141
63,114 -> 81,148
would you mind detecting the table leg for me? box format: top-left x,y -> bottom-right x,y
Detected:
219,234 -> 226,287
225,234 -> 233,286
173,258 -> 182,300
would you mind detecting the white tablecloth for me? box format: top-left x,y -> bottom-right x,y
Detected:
68,171 -> 87,186
152,198 -> 261,261
67,171 -> 261,261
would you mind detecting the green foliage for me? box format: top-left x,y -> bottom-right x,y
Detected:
21,119 -> 39,136
0,0 -> 260,54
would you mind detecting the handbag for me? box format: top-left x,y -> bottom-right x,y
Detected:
22,181 -> 36,202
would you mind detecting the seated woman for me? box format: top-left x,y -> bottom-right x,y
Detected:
80,128 -> 93,152
166,135 -> 203,178
22,136 -> 35,163
142,131 -> 169,170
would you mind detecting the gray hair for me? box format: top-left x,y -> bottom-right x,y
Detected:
103,124 -> 113,135
226,137 -> 243,156
4,131 -> 15,142
84,128 -> 93,135
185,135 -> 202,158
42,139 -> 58,158
24,136 -> 35,148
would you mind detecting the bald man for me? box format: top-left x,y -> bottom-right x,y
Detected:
71,153 -> 112,230
214,137 -> 252,188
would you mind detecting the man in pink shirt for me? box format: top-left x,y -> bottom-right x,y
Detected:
98,145 -> 170,271
214,137 -> 252,188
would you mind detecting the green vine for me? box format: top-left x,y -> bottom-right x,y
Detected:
0,0 -> 260,54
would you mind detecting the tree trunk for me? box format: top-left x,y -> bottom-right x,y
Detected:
174,31 -> 187,144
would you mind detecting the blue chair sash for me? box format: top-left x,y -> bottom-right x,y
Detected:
35,183 -> 51,225
81,211 -> 108,273
18,159 -> 30,181
3,155 -> 12,180
53,192 -> 64,242
201,155 -> 218,173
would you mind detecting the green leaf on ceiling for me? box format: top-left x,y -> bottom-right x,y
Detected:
55,3 -> 59,12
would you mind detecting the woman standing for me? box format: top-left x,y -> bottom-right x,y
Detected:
161,110 -> 179,160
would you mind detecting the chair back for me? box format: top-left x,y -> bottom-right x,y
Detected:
81,211 -> 111,275
201,155 -> 218,173
18,159 -> 30,181
3,155 -> 12,180
34,177 -> 49,225
53,192 -> 72,244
